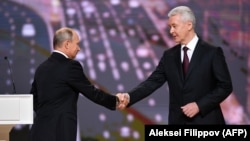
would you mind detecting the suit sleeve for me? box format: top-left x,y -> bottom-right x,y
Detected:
67,61 -> 117,110
197,47 -> 233,115
30,78 -> 38,112
128,52 -> 167,106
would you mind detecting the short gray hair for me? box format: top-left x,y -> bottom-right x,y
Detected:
53,27 -> 74,48
168,6 -> 196,28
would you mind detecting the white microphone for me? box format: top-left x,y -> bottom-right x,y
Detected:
4,56 -> 17,94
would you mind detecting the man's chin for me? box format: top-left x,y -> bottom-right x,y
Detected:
173,39 -> 180,43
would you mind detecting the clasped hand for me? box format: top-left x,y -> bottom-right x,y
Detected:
116,93 -> 130,110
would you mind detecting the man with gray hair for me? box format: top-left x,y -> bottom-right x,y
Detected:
120,6 -> 232,124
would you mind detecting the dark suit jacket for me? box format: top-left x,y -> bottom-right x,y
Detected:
128,39 -> 233,124
30,52 -> 117,141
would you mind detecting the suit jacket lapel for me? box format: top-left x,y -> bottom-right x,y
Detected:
173,45 -> 185,81
185,39 -> 205,80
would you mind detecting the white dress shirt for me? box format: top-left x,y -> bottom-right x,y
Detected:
181,35 -> 199,62
53,50 -> 69,58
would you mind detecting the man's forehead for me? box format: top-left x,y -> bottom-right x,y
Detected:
74,30 -> 81,41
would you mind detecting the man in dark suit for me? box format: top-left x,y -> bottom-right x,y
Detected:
121,6 -> 233,124
30,27 -> 127,141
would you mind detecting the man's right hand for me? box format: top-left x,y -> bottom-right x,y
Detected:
116,93 -> 130,110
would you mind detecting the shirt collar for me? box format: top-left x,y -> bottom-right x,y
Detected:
182,34 -> 199,51
53,50 -> 69,58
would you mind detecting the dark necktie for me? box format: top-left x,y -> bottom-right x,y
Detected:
183,47 -> 189,77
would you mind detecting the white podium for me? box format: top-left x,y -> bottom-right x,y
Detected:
0,94 -> 33,141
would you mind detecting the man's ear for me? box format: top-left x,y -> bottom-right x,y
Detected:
187,21 -> 193,31
63,40 -> 70,49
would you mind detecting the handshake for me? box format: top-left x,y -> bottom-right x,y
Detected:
116,93 -> 130,110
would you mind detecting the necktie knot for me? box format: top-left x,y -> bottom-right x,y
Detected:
183,46 -> 189,52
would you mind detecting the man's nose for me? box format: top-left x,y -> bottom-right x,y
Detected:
169,27 -> 174,34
